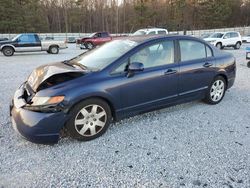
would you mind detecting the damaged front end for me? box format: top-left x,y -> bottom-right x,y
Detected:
15,62 -> 88,113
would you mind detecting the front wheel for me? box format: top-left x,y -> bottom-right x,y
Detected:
86,42 -> 94,49
65,98 -> 112,141
203,76 -> 226,105
216,43 -> 222,49
2,47 -> 14,56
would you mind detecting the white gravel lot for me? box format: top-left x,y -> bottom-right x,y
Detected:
0,43 -> 250,188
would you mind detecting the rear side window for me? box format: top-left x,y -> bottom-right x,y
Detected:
179,40 -> 206,61
230,32 -> 239,38
101,32 -> 109,37
158,30 -> 167,35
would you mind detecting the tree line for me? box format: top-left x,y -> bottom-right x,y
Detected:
0,0 -> 250,34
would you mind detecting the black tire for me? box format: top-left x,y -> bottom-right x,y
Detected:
86,42 -> 94,49
65,98 -> 112,141
247,61 -> 250,68
49,46 -> 59,54
203,76 -> 226,105
234,42 -> 241,50
216,43 -> 222,50
2,46 -> 14,56
46,50 -> 51,54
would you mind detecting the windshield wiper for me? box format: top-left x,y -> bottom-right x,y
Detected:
62,60 -> 74,67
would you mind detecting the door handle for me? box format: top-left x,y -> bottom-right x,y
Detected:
203,62 -> 213,67
164,69 -> 177,75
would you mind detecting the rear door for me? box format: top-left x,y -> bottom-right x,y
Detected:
14,34 -> 41,52
178,39 -> 216,98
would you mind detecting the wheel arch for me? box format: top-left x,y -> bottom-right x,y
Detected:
67,95 -> 117,121
1,44 -> 15,51
49,44 -> 59,49
215,73 -> 228,89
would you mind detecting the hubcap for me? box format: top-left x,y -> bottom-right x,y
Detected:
210,80 -> 225,102
87,43 -> 93,49
74,104 -> 107,137
236,43 -> 240,48
51,47 -> 57,53
5,49 -> 12,55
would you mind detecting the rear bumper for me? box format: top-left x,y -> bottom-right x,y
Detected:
10,85 -> 68,144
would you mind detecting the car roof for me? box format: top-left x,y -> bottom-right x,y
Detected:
114,34 -> 203,44
138,28 -> 167,31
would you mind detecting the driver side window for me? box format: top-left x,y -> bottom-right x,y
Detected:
112,40 -> 175,74
130,40 -> 174,69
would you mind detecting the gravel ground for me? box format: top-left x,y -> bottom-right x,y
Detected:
0,44 -> 250,188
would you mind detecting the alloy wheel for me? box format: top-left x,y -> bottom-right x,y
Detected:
74,104 -> 107,137
210,80 -> 225,102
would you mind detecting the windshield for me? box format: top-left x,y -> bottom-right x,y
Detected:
132,30 -> 146,36
210,33 -> 224,38
11,34 -> 21,41
89,33 -> 97,37
72,40 -> 138,70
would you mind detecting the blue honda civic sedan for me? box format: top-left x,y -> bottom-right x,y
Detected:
10,35 -> 236,144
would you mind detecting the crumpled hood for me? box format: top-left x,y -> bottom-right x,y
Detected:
27,62 -> 87,92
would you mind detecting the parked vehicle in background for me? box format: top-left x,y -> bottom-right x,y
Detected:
0,33 -> 67,56
246,47 -> 250,68
10,35 -> 236,144
67,37 -> 76,43
204,32 -> 242,50
132,28 -> 168,36
200,33 -> 211,39
45,36 -> 54,40
0,37 -> 8,42
78,32 -> 112,49
242,35 -> 250,43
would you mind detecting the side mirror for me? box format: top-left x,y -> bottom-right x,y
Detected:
223,36 -> 228,39
127,62 -> 144,78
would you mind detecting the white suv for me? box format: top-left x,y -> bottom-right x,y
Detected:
204,32 -> 242,50
132,28 -> 168,36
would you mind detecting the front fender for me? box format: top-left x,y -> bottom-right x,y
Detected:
0,44 -> 16,51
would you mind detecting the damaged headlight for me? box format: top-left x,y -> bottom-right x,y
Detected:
24,96 -> 65,112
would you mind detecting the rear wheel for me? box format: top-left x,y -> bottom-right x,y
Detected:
49,46 -> 59,54
203,76 -> 226,105
66,98 -> 112,141
234,42 -> 241,50
2,47 -> 14,56
216,43 -> 222,49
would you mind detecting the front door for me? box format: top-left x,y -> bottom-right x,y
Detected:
114,40 -> 179,115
